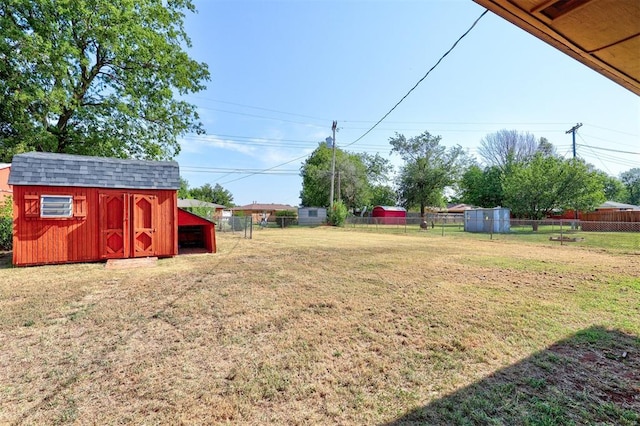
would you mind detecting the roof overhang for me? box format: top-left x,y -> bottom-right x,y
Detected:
473,0 -> 640,96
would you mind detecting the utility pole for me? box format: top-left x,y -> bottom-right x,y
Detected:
329,120 -> 337,208
565,122 -> 583,227
565,122 -> 582,158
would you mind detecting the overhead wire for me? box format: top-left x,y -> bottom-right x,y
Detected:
575,143 -> 640,156
191,96 -> 331,122
194,105 -> 328,127
185,10 -> 490,186
583,123 -> 640,137
182,7 -> 637,185
576,134 -> 612,174
576,134 -> 639,171
342,9 -> 489,148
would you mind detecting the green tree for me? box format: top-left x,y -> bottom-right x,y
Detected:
327,200 -> 348,227
300,143 -> 338,208
536,137 -> 556,157
503,154 -> 605,230
178,177 -> 190,199
369,184 -> 397,207
336,155 -> 370,210
0,196 -> 12,250
0,0 -> 209,162
390,131 -> 466,217
300,143 -> 388,211
458,164 -> 504,207
620,168 -> 640,205
354,152 -> 394,210
190,183 -> 234,207
595,172 -> 628,203
357,152 -> 393,185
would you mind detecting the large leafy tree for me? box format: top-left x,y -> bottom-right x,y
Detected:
300,143 -> 340,208
390,131 -> 466,217
594,171 -> 628,203
458,164 -> 504,207
300,143 -> 392,210
503,154 -> 605,230
369,184 -> 397,207
352,152 -> 394,209
189,183 -> 234,207
620,168 -> 640,205
0,0 -> 209,162
478,129 -> 538,172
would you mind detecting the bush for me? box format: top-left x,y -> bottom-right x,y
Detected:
275,210 -> 297,228
328,201 -> 348,226
0,196 -> 12,250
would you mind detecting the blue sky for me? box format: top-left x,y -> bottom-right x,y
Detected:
176,0 -> 640,207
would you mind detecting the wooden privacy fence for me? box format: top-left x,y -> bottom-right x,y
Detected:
581,211 -> 640,232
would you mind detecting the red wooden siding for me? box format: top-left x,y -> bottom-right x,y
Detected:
177,208 -> 217,253
12,186 -> 177,266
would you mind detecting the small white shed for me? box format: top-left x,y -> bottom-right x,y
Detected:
464,207 -> 510,233
298,207 -> 327,226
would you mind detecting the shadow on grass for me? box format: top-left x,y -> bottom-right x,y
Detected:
384,326 -> 639,426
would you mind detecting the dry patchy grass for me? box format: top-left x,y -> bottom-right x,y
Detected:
0,228 -> 638,424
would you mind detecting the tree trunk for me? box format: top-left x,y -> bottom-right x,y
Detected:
532,221 -> 539,232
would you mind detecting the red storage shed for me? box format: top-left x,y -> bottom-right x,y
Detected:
9,152 -> 181,266
371,206 -> 407,225
177,208 -> 217,254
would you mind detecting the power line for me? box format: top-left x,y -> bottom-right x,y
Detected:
216,152 -> 313,185
583,123 -> 640,137
181,166 -> 299,175
579,133 -> 640,149
576,143 -> 640,155
199,9 -> 489,185
577,134 -> 612,174
343,9 -> 489,148
191,96 -> 331,122
194,105 -> 327,127
576,134 -> 638,170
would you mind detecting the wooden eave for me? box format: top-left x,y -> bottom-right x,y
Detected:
473,0 -> 640,96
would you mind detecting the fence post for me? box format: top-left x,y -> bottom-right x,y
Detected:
490,216 -> 494,240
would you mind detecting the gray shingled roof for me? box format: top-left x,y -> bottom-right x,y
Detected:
8,152 -> 180,190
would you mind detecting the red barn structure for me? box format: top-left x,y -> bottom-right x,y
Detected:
177,208 -> 217,254
371,206 -> 407,225
9,152 -> 184,266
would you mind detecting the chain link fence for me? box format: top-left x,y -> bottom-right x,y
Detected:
216,213 -> 639,251
216,216 -> 300,238
216,216 -> 253,238
343,215 -> 639,252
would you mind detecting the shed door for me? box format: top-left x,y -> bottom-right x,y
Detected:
100,194 -> 130,259
132,194 -> 156,257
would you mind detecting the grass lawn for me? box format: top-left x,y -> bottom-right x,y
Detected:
0,227 -> 638,424
348,221 -> 640,253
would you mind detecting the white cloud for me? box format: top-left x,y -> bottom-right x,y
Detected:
179,135 -> 256,156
